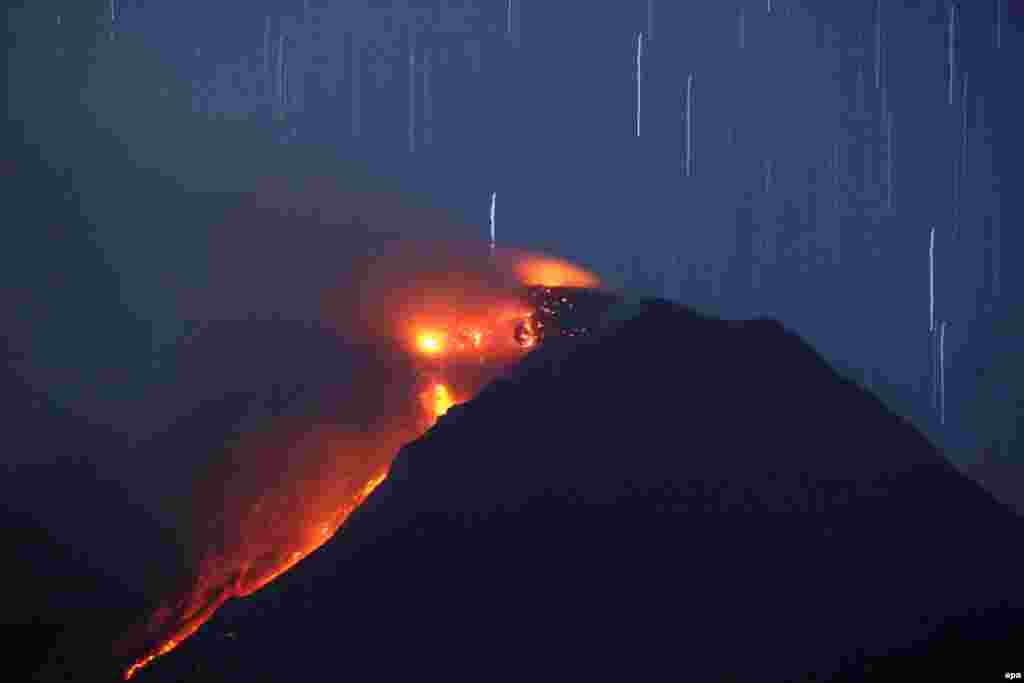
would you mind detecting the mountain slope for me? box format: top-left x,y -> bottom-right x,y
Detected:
113,299 -> 1024,681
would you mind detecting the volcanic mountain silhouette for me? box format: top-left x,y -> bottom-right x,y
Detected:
34,298 -> 1024,681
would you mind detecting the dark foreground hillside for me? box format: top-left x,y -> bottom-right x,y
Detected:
127,299 -> 1023,683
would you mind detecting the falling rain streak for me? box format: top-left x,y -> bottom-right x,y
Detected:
264,16 -> 272,97
738,8 -> 746,49
277,31 -> 286,110
875,0 -> 882,89
939,320 -> 947,426
961,71 -> 970,182
948,3 -> 957,106
887,109 -> 894,210
929,226 -> 935,334
489,192 -> 497,257
351,37 -> 361,137
833,142 -> 841,210
423,50 -> 433,146
685,74 -> 693,177
636,32 -> 643,138
995,0 -> 1003,49
409,42 -> 416,153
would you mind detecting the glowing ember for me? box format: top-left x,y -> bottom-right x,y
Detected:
512,256 -> 601,289
416,331 -> 445,355
514,317 -> 538,348
431,383 -> 455,419
420,383 -> 456,425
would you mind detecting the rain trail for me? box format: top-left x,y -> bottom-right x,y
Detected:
929,226 -> 935,334
961,71 -> 969,182
996,0 -> 1003,49
636,32 -> 643,138
277,30 -> 286,109
887,109 -> 894,210
948,3 -> 957,106
351,36 -> 361,137
685,74 -> 693,177
875,0 -> 882,89
264,16 -> 272,98
409,40 -> 416,153
423,49 -> 433,146
939,320 -> 947,426
489,192 -> 496,257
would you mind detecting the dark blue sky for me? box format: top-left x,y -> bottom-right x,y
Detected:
5,0 -> 1022,477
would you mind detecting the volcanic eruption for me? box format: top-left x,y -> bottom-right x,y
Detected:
113,242 -> 606,680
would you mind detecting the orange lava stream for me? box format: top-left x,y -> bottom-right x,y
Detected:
121,467 -> 389,680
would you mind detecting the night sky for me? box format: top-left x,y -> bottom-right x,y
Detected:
4,0 -> 1022,583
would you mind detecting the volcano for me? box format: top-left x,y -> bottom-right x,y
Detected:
89,297 -> 1023,682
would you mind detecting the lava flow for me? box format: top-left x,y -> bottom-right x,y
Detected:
115,249 -> 602,680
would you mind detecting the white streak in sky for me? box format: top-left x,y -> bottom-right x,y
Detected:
739,9 -> 746,49
833,142 -> 840,210
647,0 -> 655,40
489,192 -> 496,256
423,50 -> 433,145
875,0 -> 882,90
351,37 -> 361,137
887,109 -> 894,210
929,226 -> 935,333
264,17 -> 272,95
993,217 -> 1000,297
277,31 -> 285,108
769,0 -> 773,15
997,0 -> 1003,49
856,68 -> 865,114
507,0 -> 512,38
685,74 -> 693,176
636,32 -> 643,137
961,71 -> 969,181
409,48 -> 416,153
939,320 -> 947,426
949,3 -> 956,106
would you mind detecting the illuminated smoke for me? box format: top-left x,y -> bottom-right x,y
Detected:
114,187 -> 602,677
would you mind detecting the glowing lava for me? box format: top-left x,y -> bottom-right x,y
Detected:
512,255 -> 601,289
416,331 -> 446,355
117,247 -> 602,681
421,383 -> 456,424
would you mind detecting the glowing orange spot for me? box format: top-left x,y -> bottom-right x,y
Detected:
416,331 -> 445,355
431,383 -> 455,420
513,256 -> 601,288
